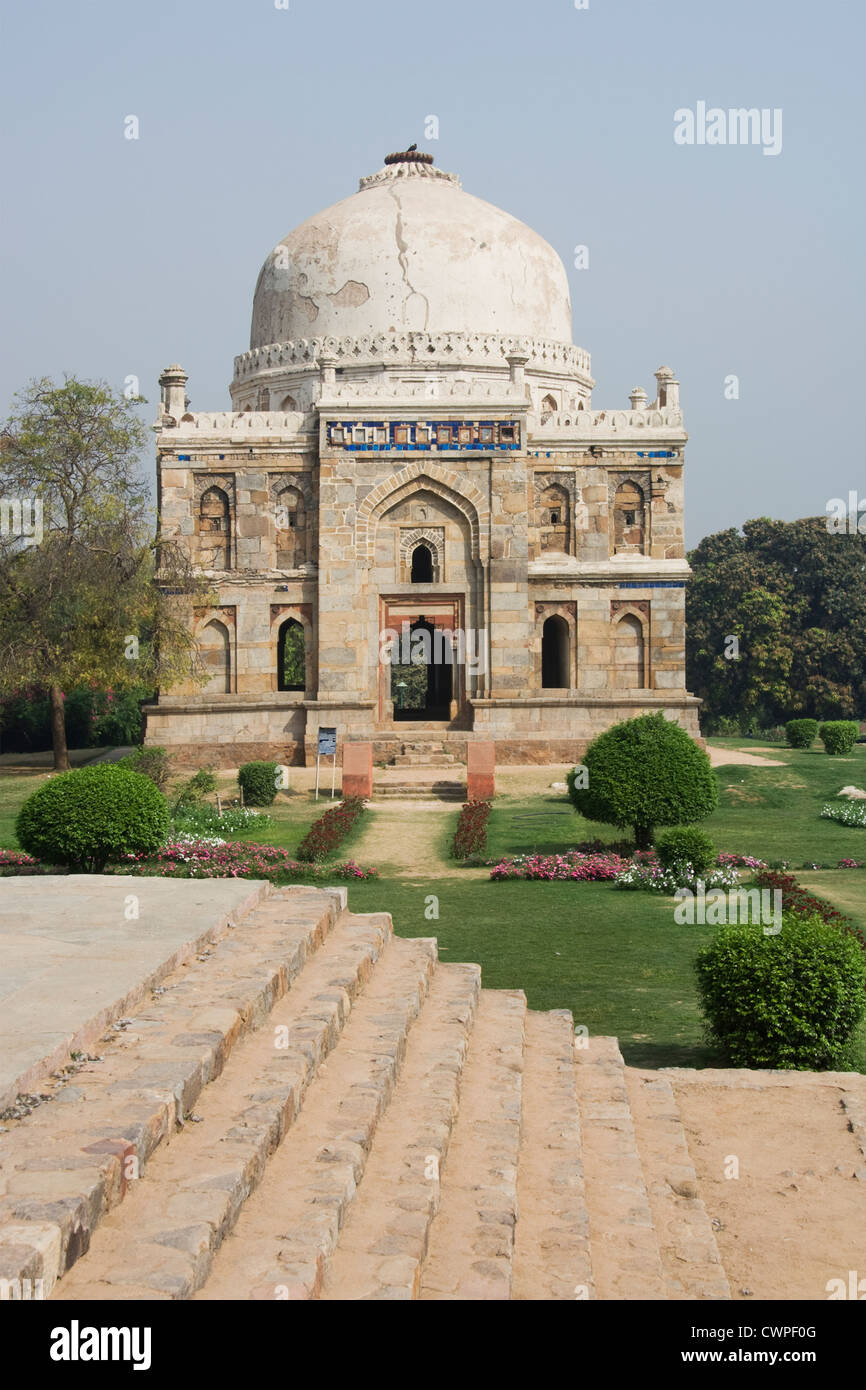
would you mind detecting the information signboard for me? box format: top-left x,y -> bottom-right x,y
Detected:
315,727 -> 338,798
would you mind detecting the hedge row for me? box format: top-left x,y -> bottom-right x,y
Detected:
451,800 -> 492,860
296,796 -> 367,861
784,718 -> 859,753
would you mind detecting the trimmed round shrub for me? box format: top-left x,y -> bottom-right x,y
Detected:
785,718 -> 819,750
656,826 -> 716,877
116,745 -> 171,791
695,914 -> 866,1069
15,764 -> 169,873
238,760 -> 278,807
819,721 -> 859,756
568,713 -> 718,849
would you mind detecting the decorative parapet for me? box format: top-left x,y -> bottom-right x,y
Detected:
318,379 -> 527,405
155,410 -> 315,440
233,331 -> 593,382
528,557 -> 691,581
530,406 -> 686,440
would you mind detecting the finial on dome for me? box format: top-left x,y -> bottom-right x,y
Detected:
384,147 -> 434,165
359,152 -> 458,191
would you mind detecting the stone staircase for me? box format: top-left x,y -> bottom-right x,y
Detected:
372,741 -> 467,800
389,740 -> 463,769
373,779 -> 466,801
0,888 -> 732,1301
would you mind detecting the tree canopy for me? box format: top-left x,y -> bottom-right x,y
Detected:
568,712 -> 718,848
0,376 -> 208,768
686,517 -> 866,729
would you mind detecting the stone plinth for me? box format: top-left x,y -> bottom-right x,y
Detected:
342,742 -> 373,798
467,741 -> 495,800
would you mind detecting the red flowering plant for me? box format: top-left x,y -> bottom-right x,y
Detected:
0,848 -> 44,875
119,837 -> 377,882
490,850 -> 628,882
451,800 -> 492,860
296,797 -> 367,862
753,868 -> 866,957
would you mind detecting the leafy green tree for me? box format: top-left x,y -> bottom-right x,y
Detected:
687,517 -> 866,728
0,376 -> 207,769
568,712 -> 718,849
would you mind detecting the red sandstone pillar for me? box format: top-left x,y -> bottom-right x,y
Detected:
342,742 -> 373,799
467,742 -> 495,801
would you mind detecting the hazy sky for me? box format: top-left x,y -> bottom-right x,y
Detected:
1,0 -> 863,546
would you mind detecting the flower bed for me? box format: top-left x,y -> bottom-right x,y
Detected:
119,837 -> 378,881
329,859 -> 379,880
821,801 -> 866,829
0,848 -> 43,875
716,852 -> 768,869
489,848 -> 767,888
296,797 -> 367,862
173,804 -> 271,837
753,868 -> 865,954
490,850 -> 628,881
452,801 -> 492,860
613,860 -> 742,893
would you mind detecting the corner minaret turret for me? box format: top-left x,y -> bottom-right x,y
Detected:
158,363 -> 189,421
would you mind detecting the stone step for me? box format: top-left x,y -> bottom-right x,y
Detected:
573,1036 -> 668,1300
319,963 -> 481,1300
374,782 -> 466,801
626,1070 -> 731,1300
51,911 -> 393,1301
511,1010 -> 594,1300
418,990 -> 526,1300
390,754 -> 460,767
0,886 -> 343,1299
194,934 -> 438,1299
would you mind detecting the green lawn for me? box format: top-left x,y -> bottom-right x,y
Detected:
342,741 -> 866,1070
2,740 -> 864,1070
343,874 -> 721,1068
482,742 -> 866,868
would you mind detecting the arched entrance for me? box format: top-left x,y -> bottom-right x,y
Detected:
391,617 -> 452,721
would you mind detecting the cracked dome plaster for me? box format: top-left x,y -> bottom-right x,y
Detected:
250,160 -> 573,350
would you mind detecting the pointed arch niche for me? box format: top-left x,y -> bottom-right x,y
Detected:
534,602 -> 576,691
610,476 -> 648,555
196,485 -> 233,570
194,607 -> 236,694
611,603 -> 649,690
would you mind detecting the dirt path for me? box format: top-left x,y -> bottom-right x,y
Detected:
708,747 -> 784,768
352,801 -> 486,879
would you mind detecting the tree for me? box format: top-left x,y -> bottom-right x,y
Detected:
0,376 -> 208,769
568,712 -> 718,849
687,517 -> 866,729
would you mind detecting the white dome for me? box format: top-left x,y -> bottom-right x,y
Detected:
250,155 -> 573,349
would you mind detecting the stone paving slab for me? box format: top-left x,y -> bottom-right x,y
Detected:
0,876 -> 269,1110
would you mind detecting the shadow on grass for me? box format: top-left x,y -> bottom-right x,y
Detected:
618,1039 -> 724,1070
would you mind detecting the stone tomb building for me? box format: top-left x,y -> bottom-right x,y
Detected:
146,150 -> 701,766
